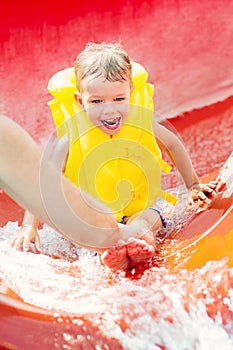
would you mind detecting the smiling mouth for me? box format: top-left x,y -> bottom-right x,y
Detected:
101,117 -> 121,130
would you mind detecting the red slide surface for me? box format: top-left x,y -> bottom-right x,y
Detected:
0,1 -> 233,349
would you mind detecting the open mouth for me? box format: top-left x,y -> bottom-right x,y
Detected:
101,117 -> 121,130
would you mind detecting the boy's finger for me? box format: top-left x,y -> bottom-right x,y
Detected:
209,180 -> 218,188
15,237 -> 23,251
9,236 -> 16,247
23,239 -> 30,252
35,236 -> 41,252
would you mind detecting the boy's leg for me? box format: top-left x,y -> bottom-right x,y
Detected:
0,115 -> 121,249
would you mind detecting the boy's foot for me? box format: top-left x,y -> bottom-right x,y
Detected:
126,238 -> 154,266
101,233 -> 155,271
101,244 -> 129,270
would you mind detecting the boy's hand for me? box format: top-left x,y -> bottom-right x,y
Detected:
190,181 -> 217,210
10,225 -> 41,253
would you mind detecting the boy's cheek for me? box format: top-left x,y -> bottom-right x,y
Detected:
86,111 -> 100,126
86,105 -> 100,117
120,104 -> 130,118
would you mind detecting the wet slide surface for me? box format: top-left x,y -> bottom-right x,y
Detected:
0,0 -> 233,349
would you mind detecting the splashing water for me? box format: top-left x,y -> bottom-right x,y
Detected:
0,218 -> 233,350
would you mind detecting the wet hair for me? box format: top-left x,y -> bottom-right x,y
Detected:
74,42 -> 132,91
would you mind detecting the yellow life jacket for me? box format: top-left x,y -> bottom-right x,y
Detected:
47,62 -> 177,221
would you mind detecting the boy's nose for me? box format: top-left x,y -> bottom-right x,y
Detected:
102,103 -> 117,115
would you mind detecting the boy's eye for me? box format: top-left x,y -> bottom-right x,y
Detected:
91,99 -> 102,104
115,97 -> 125,102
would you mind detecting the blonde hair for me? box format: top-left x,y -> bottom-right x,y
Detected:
74,42 -> 132,92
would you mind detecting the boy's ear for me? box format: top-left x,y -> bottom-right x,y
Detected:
74,92 -> 85,111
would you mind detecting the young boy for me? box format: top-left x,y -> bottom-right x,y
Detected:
10,43 -> 216,270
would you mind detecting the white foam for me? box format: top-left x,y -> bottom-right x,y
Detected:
0,221 -> 233,349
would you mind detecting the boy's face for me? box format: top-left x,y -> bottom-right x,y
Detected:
75,75 -> 132,135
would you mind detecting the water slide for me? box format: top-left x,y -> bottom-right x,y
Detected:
0,1 -> 233,349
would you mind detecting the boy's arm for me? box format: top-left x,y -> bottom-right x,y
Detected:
153,121 -> 199,189
153,121 -> 216,202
